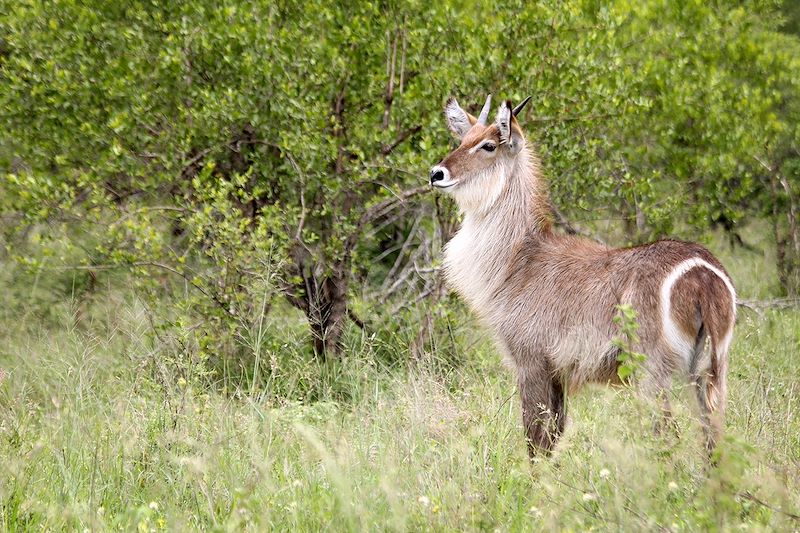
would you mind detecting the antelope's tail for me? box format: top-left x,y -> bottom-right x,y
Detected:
695,270 -> 736,451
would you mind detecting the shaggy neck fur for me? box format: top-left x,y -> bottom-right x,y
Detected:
443,146 -> 551,316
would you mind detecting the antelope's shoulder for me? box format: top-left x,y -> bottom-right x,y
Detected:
501,234 -> 615,297
512,233 -> 610,264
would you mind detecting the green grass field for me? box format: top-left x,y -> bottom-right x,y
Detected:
1,230 -> 799,532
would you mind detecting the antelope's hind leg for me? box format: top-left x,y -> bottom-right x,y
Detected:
693,361 -> 728,454
689,332 -> 728,454
517,361 -> 566,458
654,392 -> 680,438
639,346 -> 682,438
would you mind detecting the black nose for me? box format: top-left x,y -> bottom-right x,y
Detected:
430,168 -> 445,184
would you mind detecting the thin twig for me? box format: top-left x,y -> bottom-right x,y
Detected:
528,112 -> 621,124
549,198 -> 607,245
50,261 -> 236,317
737,298 -> 800,310
381,125 -> 422,156
347,308 -> 366,330
738,491 -> 800,521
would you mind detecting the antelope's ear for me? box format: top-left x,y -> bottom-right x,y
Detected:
444,97 -> 476,139
496,100 -> 525,153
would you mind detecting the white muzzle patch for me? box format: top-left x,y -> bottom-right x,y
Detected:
429,165 -> 459,189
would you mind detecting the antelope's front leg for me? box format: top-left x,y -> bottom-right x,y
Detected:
517,359 -> 566,457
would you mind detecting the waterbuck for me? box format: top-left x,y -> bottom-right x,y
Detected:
429,94 -> 736,456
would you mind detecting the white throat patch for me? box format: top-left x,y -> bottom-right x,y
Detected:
453,163 -> 508,215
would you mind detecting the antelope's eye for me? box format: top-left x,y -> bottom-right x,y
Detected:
481,143 -> 496,152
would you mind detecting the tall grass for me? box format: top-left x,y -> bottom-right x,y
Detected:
1,232 -> 799,531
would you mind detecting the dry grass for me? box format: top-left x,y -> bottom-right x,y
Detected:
0,230 -> 798,531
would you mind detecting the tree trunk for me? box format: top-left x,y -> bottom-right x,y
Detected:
284,245 -> 351,359
306,272 -> 349,358
778,174 -> 800,296
770,169 -> 800,296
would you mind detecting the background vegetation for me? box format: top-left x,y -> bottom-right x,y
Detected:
1,0 -> 799,530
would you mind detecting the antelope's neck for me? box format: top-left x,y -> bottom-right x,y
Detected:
443,148 -> 550,315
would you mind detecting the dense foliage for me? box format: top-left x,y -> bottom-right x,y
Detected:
3,4 -> 800,530
2,0 -> 799,366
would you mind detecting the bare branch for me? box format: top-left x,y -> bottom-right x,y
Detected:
737,298 -> 800,310
347,308 -> 366,330
51,261 -> 236,317
738,491 -> 800,521
549,198 -> 607,245
380,211 -> 424,292
358,185 -> 429,227
527,112 -> 621,124
381,125 -> 422,155
382,29 -> 398,130
754,154 -> 800,257
398,23 -> 407,95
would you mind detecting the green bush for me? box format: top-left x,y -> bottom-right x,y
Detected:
2,0 -> 799,376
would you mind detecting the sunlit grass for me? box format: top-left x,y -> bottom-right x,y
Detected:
1,228 -> 799,531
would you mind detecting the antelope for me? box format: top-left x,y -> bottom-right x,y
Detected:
430,94 -> 736,457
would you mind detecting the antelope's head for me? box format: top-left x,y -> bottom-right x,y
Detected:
430,94 -> 531,213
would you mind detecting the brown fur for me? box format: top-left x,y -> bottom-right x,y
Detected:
432,97 -> 736,456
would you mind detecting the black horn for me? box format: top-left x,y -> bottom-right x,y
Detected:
512,96 -> 532,117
